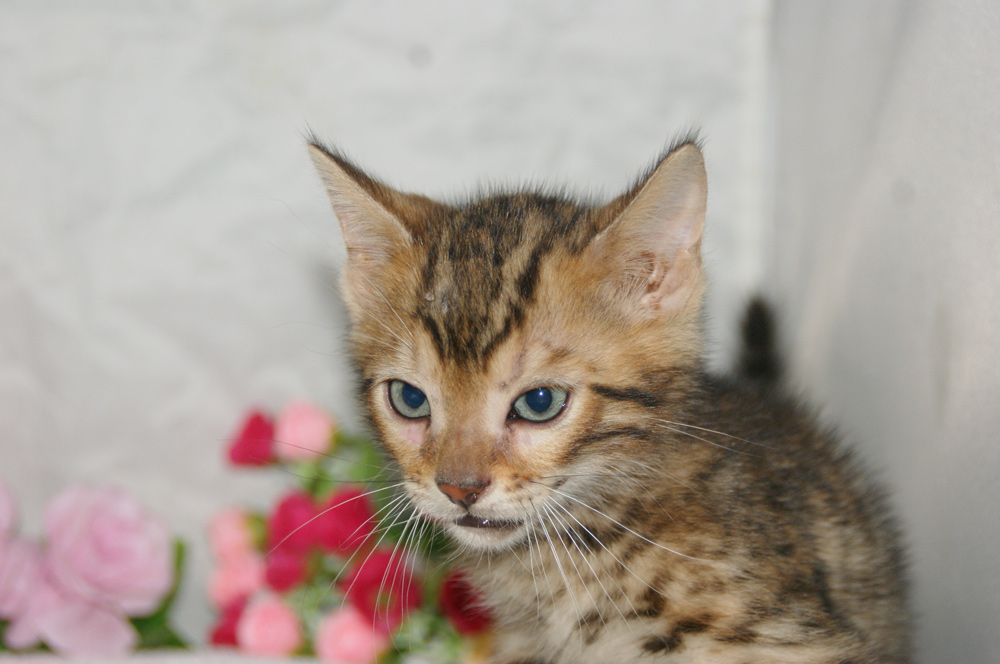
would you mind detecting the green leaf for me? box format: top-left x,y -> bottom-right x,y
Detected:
132,539 -> 189,649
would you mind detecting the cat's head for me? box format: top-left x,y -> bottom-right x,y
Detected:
310,139 -> 707,552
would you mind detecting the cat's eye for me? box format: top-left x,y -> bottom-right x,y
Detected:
388,380 -> 430,419
511,387 -> 568,423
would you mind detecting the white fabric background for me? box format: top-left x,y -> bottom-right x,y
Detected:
3,2 -> 998,661
0,0 -> 771,647
772,3 -> 1000,662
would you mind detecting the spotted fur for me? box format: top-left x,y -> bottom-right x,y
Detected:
309,136 -> 911,664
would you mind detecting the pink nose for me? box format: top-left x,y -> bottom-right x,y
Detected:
436,480 -> 489,509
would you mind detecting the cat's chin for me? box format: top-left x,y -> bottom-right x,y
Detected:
442,518 -> 527,552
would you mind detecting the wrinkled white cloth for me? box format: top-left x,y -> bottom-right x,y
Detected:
0,0 -> 769,644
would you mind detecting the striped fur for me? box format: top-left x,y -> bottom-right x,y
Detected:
309,138 -> 911,664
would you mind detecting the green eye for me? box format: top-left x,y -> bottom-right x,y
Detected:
511,387 -> 568,422
389,380 -> 430,419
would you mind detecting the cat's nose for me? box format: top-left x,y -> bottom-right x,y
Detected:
436,479 -> 490,510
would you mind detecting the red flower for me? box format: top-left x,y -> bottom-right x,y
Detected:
439,570 -> 491,635
227,410 -> 276,466
209,596 -> 248,647
340,550 -> 422,634
264,548 -> 309,592
267,492 -> 317,555
314,487 -> 376,555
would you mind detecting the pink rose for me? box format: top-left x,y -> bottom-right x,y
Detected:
209,507 -> 255,563
45,486 -> 174,616
315,604 -> 390,664
0,537 -> 43,620
0,480 -> 16,537
236,593 -> 301,656
44,486 -> 172,616
5,571 -> 137,656
274,401 -> 336,461
208,552 -> 265,609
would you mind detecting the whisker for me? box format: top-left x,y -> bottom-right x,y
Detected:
545,503 -> 631,634
653,418 -> 775,450
542,502 -> 604,641
540,484 -> 703,562
266,483 -> 403,557
650,422 -> 757,457
329,495 -> 410,591
544,498 -> 648,614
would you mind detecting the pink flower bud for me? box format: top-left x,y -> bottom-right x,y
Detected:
274,401 -> 335,461
208,552 -> 265,609
236,593 -> 301,656
208,508 -> 255,563
315,604 -> 389,664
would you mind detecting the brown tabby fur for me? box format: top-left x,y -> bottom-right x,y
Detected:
309,135 -> 911,664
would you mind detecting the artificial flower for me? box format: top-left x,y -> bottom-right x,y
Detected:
207,551 -> 265,609
4,570 -> 137,656
341,550 -> 422,634
267,491 -> 318,555
315,603 -> 389,664
208,507 -> 255,564
236,593 -> 302,656
228,410 -> 276,466
315,486 -> 376,555
209,596 -> 248,647
274,400 -> 336,461
0,537 -> 43,620
44,486 -> 172,616
439,570 -> 491,635
264,547 -> 308,592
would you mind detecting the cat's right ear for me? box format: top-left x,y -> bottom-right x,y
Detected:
588,140 -> 707,320
308,142 -> 421,312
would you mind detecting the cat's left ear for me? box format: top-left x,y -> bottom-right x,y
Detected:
308,141 -> 444,313
590,141 -> 706,316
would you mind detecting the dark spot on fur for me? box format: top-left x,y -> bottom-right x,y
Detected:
717,625 -> 758,643
643,635 -> 678,653
578,610 -> 605,645
642,617 -> 709,654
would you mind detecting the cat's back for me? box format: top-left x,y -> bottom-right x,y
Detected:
677,373 -> 912,662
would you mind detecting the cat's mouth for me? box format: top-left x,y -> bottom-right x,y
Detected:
454,514 -> 522,530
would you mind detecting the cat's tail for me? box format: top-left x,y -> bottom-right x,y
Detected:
737,296 -> 782,385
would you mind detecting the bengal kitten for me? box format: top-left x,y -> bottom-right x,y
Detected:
308,136 -> 911,664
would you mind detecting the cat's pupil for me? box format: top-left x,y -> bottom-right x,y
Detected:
401,383 -> 426,409
524,387 -> 553,413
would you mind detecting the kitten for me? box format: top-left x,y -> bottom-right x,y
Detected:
308,136 -> 911,664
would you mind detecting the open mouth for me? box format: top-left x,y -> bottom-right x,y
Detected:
455,514 -> 522,530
